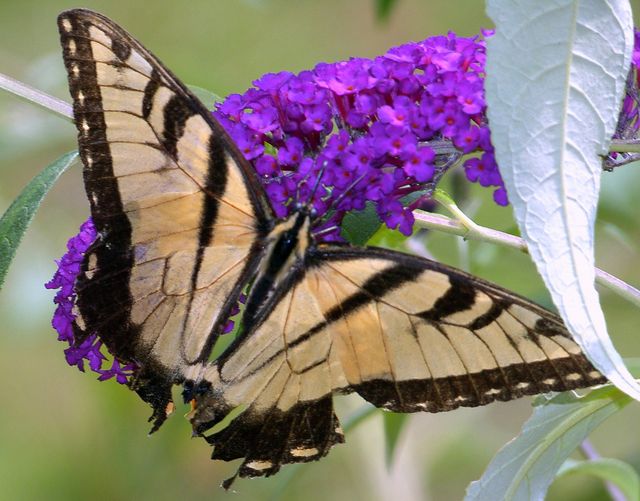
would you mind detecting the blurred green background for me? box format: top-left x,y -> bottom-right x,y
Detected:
1,1 -> 640,500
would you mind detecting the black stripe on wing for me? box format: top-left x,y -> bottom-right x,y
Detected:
310,245 -> 607,410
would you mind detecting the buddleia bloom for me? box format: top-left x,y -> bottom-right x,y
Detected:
216,30 -> 505,239
606,28 -> 640,169
47,30 -> 504,382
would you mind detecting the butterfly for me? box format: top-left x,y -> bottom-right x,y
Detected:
57,8 -> 607,488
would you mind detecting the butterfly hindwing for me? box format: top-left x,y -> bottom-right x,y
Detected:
58,9 -> 272,425
191,245 -> 606,480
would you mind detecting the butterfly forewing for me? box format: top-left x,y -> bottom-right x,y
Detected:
58,9 -> 271,420
194,246 -> 606,480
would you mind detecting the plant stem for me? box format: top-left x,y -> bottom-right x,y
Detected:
609,139 -> 640,154
412,208 -> 640,309
0,72 -> 73,121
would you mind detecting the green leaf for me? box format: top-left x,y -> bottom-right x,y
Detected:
341,202 -> 382,246
557,458 -> 640,501
341,189 -> 430,247
367,223 -> 408,250
343,405 -> 377,433
0,150 -> 77,290
465,385 -> 632,501
188,84 -> 222,110
374,0 -> 398,21
383,412 -> 408,468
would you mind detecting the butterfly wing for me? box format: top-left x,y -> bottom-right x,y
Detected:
58,9 -> 272,426
192,245 -> 606,482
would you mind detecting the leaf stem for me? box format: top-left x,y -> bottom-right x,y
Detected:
413,200 -> 640,309
609,139 -> 640,154
0,71 -> 73,121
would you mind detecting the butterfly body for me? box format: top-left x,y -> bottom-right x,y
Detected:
57,8 -> 607,486
243,209 -> 313,328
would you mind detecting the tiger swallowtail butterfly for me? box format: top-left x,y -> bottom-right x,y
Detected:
57,8 -> 607,488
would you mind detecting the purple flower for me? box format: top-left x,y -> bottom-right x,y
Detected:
378,96 -> 415,128
240,107 -> 279,134
402,145 -> 436,182
254,71 -> 292,92
457,83 -> 484,115
453,126 -> 480,153
212,29 -> 506,232
98,359 -> 138,385
317,59 -> 372,95
46,219 -> 136,384
493,186 -> 509,206
232,127 -> 264,160
277,137 -> 305,166
464,152 -> 500,187
255,155 -> 278,177
607,28 -> 640,168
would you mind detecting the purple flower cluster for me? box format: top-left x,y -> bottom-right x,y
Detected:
627,28 -> 640,122
215,31 -> 506,238
45,219 -> 136,384
608,29 -> 640,168
618,30 -> 640,133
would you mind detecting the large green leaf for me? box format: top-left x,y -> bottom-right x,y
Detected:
557,458 -> 640,501
465,385 -> 632,501
0,150 -> 77,290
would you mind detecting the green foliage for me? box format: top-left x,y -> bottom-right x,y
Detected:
374,0 -> 399,21
0,150 -> 77,290
466,385 -> 632,501
382,412 -> 408,468
341,202 -> 382,246
557,458 -> 640,501
343,404 -> 377,433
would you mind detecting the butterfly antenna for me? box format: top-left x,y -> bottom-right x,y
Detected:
311,223 -> 340,238
307,160 -> 327,207
292,159 -> 321,209
294,160 -> 328,214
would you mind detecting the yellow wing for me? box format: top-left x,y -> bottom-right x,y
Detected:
58,9 -> 272,427
191,246 -> 606,483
